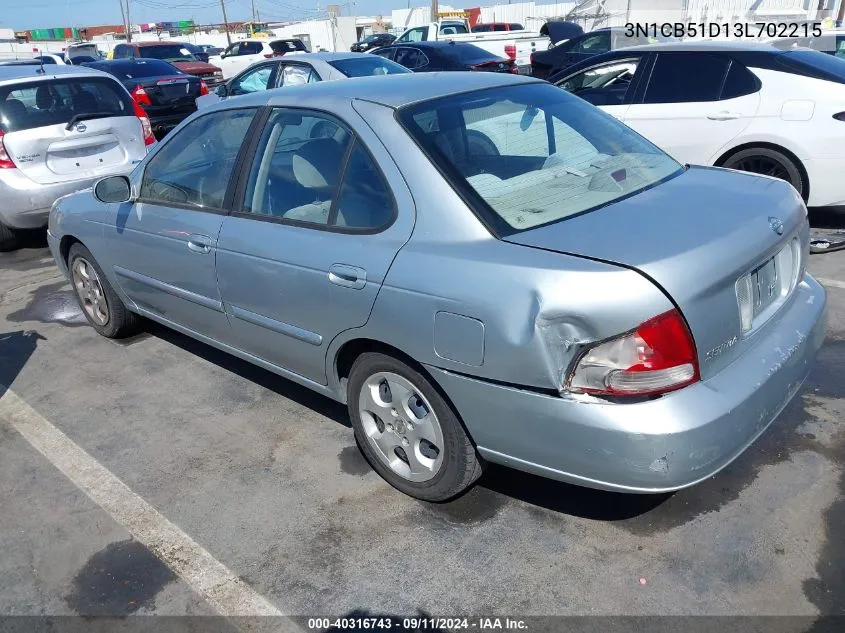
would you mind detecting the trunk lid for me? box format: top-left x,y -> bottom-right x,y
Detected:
171,60 -> 220,76
503,166 -> 809,379
127,76 -> 200,115
0,75 -> 147,186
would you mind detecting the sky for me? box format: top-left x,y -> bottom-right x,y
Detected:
2,0 -> 440,31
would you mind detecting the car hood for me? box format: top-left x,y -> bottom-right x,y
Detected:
171,60 -> 220,74
503,166 -> 810,379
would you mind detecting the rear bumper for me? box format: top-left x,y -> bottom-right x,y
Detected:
804,157 -> 845,208
426,274 -> 827,493
0,169 -> 126,230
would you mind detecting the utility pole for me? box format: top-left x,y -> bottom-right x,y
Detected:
430,0 -> 438,22
118,0 -> 127,40
251,0 -> 257,22
125,0 -> 132,42
220,0 -> 232,45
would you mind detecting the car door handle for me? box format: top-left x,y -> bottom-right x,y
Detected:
328,264 -> 367,289
706,111 -> 742,120
187,234 -> 212,254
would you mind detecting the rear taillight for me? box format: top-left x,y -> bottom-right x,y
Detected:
833,112 -> 845,121
509,64 -> 519,74
264,53 -> 273,58
131,85 -> 152,106
504,44 -> 516,60
132,101 -> 155,146
199,80 -> 209,96
530,53 -> 534,65
567,309 -> 699,397
0,130 -> 16,169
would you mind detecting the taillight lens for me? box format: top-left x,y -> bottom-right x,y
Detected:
264,53 -> 273,58
199,80 -> 209,96
0,129 -> 16,169
131,85 -> 152,106
504,44 -> 516,60
509,63 -> 519,74
567,309 -> 700,397
529,53 -> 534,65
132,101 -> 155,146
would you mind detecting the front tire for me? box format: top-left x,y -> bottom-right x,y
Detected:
67,242 -> 139,338
721,147 -> 806,200
0,222 -> 19,252
347,352 -> 483,501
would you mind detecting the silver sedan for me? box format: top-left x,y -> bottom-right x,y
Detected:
48,72 -> 826,501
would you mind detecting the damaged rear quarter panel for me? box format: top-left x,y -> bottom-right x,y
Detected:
368,237 -> 674,390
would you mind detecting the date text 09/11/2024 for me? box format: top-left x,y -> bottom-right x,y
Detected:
625,21 -> 824,40
306,617 -> 528,630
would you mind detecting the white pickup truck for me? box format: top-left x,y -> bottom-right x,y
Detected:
394,19 -> 550,70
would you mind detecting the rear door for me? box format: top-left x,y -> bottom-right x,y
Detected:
104,107 -> 258,340
623,52 -> 761,165
216,106 -> 414,384
0,75 -> 146,185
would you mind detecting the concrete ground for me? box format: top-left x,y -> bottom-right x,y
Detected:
0,214 -> 843,628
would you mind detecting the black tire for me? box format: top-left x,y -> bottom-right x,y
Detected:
721,147 -> 806,200
67,242 -> 139,338
0,222 -> 19,252
347,352 -> 483,501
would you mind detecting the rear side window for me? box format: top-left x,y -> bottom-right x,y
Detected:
0,77 -> 134,133
643,53 -> 730,103
241,42 -> 264,55
720,61 -> 760,99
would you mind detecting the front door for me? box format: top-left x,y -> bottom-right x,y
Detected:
622,52 -> 761,165
104,107 -> 258,340
216,107 -> 414,384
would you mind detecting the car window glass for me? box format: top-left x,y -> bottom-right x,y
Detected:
395,48 -> 425,69
372,48 -> 395,60
836,36 -> 845,58
574,33 -> 610,53
398,27 -> 428,42
231,64 -> 274,95
720,61 -> 760,99
243,110 -> 351,224
333,141 -> 393,228
140,109 -> 255,209
0,77 -> 133,133
244,42 -> 263,55
644,53 -> 730,103
494,24 -> 507,31
557,58 -> 640,106
279,64 -> 315,86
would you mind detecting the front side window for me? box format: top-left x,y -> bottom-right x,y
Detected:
397,27 -> 428,43
242,109 -> 393,229
0,77 -> 134,133
230,64 -> 274,95
225,43 -> 240,56
395,48 -> 426,69
644,53 -> 730,103
140,109 -> 256,209
557,58 -> 641,106
372,48 -> 396,61
400,83 -> 681,234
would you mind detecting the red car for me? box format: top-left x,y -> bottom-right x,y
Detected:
112,42 -> 224,87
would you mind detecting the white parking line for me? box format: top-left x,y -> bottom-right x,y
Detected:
0,386 -> 284,618
816,277 -> 845,291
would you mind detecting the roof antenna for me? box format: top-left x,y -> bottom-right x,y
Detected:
36,50 -> 45,74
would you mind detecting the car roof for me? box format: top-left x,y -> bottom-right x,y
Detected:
215,71 -> 539,111
0,63 -> 104,84
132,41 -> 187,47
391,41 -> 476,49
288,51 -> 386,62
621,40 -> 783,53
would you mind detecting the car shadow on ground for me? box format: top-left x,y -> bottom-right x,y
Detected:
0,329 -> 44,399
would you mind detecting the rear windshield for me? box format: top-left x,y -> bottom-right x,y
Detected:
399,83 -> 681,235
442,43 -> 500,63
780,48 -> 845,81
88,59 -> 182,79
328,56 -> 410,77
137,45 -> 197,62
0,77 -> 134,133
271,40 -> 308,53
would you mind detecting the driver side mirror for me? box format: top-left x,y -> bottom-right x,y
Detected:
216,84 -> 228,97
94,175 -> 132,204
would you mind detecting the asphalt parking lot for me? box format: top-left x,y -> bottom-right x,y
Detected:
1,215 -> 844,627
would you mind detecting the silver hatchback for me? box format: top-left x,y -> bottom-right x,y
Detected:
48,73 -> 826,501
0,65 -> 152,251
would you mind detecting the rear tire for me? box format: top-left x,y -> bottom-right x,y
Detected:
347,352 -> 483,502
67,242 -> 139,338
721,147 -> 806,200
0,222 -> 19,252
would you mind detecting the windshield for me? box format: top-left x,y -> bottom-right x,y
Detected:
328,56 -> 410,77
399,83 -> 681,234
138,45 -> 197,62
